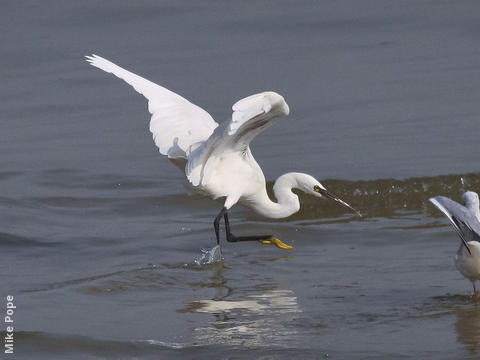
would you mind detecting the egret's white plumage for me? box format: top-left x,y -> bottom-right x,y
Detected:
85,55 -> 217,160
86,54 -> 360,249
430,191 -> 480,298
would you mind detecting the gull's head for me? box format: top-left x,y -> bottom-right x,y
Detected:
294,173 -> 362,217
462,191 -> 480,220
462,191 -> 479,207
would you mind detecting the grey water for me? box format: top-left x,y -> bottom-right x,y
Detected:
2,1 -> 480,359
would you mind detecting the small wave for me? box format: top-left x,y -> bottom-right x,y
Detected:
0,171 -> 21,181
4,331 -> 198,358
141,339 -> 191,349
0,232 -> 60,248
36,168 -> 163,191
264,172 -> 480,220
6,169 -> 480,221
21,269 -> 127,293
22,263 -> 195,294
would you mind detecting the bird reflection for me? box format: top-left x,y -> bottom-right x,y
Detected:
210,262 -> 232,301
181,263 -> 301,348
455,305 -> 480,354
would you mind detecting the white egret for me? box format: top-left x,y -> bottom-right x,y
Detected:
86,55 -> 361,250
430,192 -> 480,298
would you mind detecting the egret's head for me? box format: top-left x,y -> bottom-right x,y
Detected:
293,173 -> 362,217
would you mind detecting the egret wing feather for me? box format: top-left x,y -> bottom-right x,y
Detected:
228,92 -> 290,151
86,54 -> 218,159
185,136 -> 219,187
185,91 -> 290,187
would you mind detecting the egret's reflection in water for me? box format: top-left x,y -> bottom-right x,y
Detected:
190,289 -> 301,348
181,264 -> 302,348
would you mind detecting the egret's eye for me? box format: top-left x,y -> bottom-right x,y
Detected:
313,185 -> 321,192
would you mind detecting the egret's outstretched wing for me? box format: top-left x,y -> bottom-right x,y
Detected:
227,92 -> 290,151
185,91 -> 290,186
86,55 -> 218,159
429,196 -> 480,252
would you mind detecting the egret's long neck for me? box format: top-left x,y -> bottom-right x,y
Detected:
246,173 -> 301,219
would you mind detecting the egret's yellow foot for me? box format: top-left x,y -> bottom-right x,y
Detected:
259,237 -> 294,250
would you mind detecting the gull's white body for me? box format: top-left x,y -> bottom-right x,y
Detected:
430,191 -> 480,297
455,242 -> 480,283
86,55 -> 331,221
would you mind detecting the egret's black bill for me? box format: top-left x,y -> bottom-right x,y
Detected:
319,189 -> 362,217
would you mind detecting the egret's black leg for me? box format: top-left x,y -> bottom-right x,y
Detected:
223,211 -> 231,239
222,210 -> 292,249
214,207 -> 228,245
223,210 -> 268,242
214,208 -> 293,249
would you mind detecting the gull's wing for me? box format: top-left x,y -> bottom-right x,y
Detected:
429,196 -> 480,252
86,55 -> 218,160
185,92 -> 290,186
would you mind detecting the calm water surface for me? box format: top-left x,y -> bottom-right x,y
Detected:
2,1 -> 480,359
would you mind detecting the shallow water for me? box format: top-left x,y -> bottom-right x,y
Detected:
2,1 -> 480,359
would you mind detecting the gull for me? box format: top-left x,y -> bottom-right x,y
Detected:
430,191 -> 480,298
86,54 -> 361,250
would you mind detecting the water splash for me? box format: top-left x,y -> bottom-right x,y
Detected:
193,245 -> 223,266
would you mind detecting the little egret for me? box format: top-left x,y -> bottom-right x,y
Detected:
429,192 -> 480,298
86,55 -> 361,250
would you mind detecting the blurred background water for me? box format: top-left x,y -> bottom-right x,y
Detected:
1,1 -> 480,359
